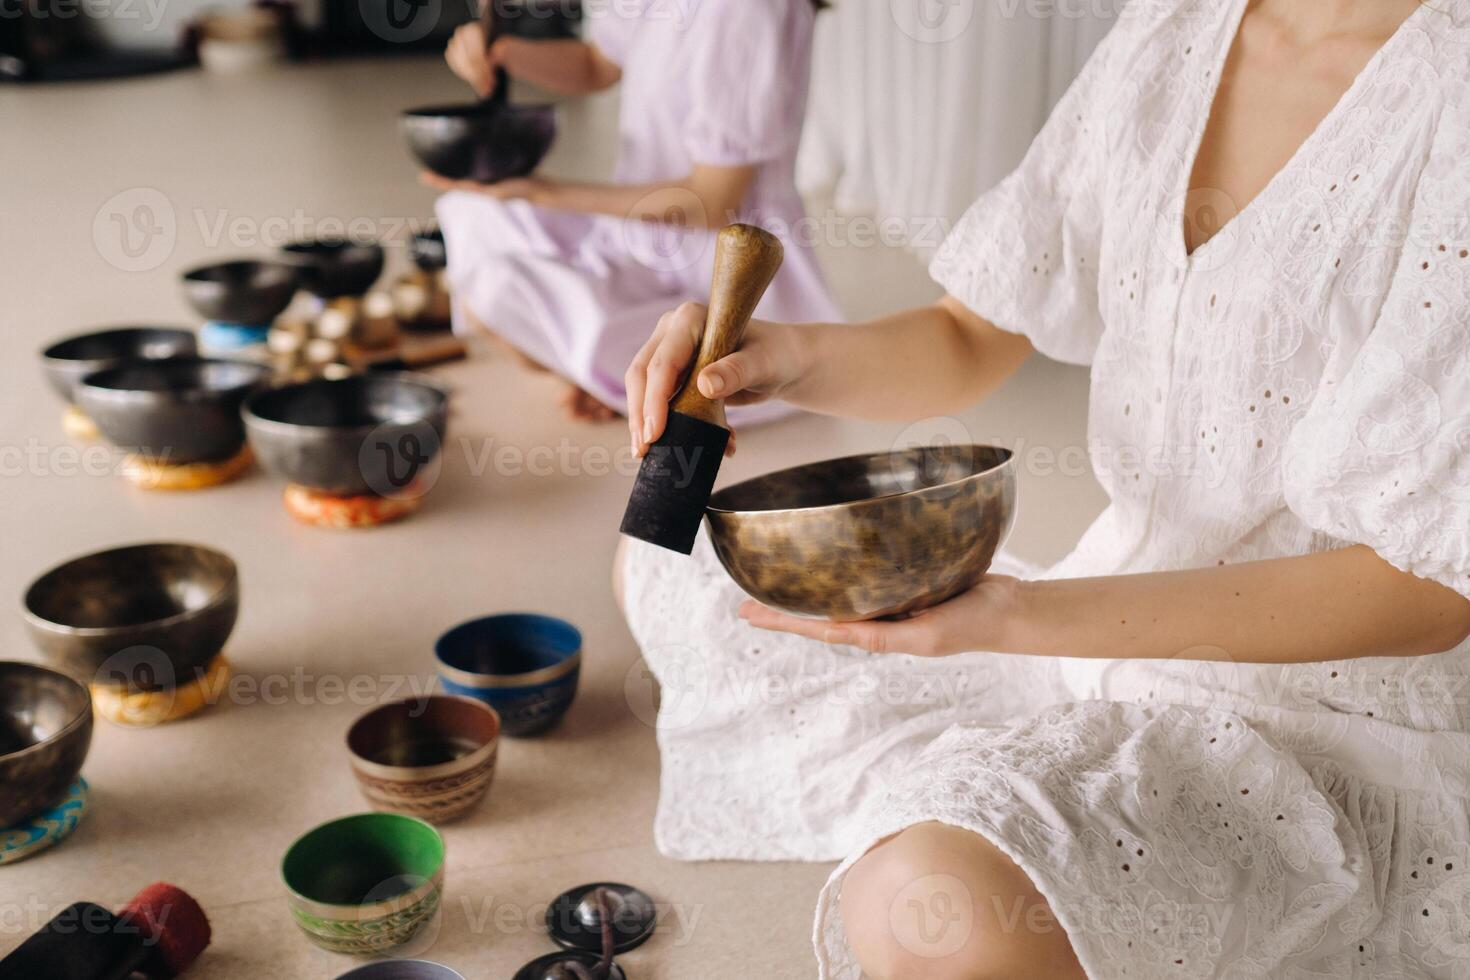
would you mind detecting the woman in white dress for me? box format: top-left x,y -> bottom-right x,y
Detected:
618,0 -> 1470,976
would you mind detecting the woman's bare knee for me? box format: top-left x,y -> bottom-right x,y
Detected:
839,822 -> 1083,980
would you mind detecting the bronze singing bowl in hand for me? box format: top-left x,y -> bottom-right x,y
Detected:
705,445 -> 1015,622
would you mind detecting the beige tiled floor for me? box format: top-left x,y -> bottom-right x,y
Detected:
0,58 -> 1101,978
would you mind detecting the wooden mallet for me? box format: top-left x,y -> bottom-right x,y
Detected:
620,223 -> 784,554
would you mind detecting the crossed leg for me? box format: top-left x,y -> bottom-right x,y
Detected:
461,307 -> 619,423
839,822 -> 1086,980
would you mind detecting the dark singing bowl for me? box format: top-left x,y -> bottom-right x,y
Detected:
40,327 -> 198,404
22,543 -> 239,691
181,259 -> 300,325
705,445 -> 1017,622
282,239 -> 386,299
0,662 -> 92,829
409,228 -> 446,272
76,358 -> 271,463
401,102 -> 556,184
243,374 -> 450,497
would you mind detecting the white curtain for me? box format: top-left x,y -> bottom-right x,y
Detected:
798,0 -> 1116,253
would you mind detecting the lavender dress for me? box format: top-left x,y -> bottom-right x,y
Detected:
435,0 -> 841,416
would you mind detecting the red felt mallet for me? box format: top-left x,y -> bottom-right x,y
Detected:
0,882 -> 211,980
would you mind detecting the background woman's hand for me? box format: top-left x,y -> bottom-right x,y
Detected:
739,576 -> 1024,656
418,171 -> 548,202
625,302 -> 807,457
446,23 -> 497,98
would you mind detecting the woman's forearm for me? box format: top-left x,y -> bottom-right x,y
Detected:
1012,546 -> 1470,663
781,297 -> 1035,421
493,37 -> 618,95
533,165 -> 752,229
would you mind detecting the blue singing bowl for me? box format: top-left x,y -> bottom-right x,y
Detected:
434,615 -> 581,737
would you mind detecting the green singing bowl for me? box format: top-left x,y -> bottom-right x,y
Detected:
705,445 -> 1016,622
281,813 -> 446,956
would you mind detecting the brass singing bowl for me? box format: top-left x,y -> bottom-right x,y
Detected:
704,445 -> 1015,622
23,543 -> 239,690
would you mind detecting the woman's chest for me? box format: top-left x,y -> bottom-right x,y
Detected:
615,2 -> 708,107
1087,40 -> 1438,452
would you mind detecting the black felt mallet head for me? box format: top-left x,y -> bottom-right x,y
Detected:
620,223 -> 785,554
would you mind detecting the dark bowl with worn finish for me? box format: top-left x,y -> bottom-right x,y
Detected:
400,102 -> 556,184
705,445 -> 1016,622
243,374 -> 450,497
40,327 -> 198,404
409,228 -> 447,272
282,239 -> 386,298
181,259 -> 300,325
22,543 -> 239,691
0,662 -> 92,829
76,358 -> 271,463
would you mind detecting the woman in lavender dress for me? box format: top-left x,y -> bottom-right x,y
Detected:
427,0 -> 840,421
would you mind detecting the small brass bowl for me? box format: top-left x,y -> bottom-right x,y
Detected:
705,445 -> 1015,621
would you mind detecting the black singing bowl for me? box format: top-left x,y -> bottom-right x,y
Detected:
705,445 -> 1017,622
22,543 -> 239,692
76,358 -> 271,463
181,259 -> 300,325
0,661 -> 92,828
401,102 -> 556,184
243,374 -> 450,497
40,326 -> 198,404
282,239 -> 386,299
409,228 -> 447,272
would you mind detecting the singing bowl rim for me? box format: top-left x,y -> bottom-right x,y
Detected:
346,694 -> 501,782
707,444 -> 1016,517
280,239 -> 386,294
400,100 -> 556,121
280,238 -> 384,259
180,257 -> 300,290
433,612 -> 583,688
21,542 -> 240,639
76,358 -> 271,406
280,811 -> 446,913
40,325 -> 198,366
242,373 -> 451,439
333,962 -> 466,980
0,661 -> 93,766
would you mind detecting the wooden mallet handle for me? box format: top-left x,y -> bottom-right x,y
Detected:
670,224 -> 784,427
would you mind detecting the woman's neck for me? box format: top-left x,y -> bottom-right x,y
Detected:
1248,0 -> 1422,45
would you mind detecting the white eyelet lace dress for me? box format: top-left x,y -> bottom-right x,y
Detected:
620,0 -> 1470,976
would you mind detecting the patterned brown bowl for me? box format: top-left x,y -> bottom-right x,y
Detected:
347,696 -> 500,824
704,445 -> 1016,621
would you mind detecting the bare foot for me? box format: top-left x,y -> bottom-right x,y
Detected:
556,382 -> 619,422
